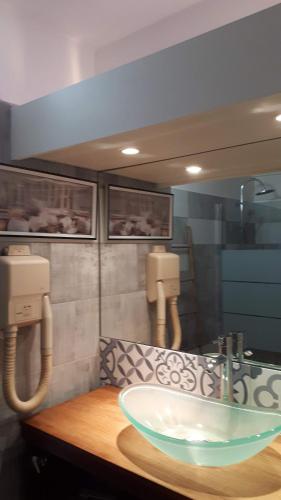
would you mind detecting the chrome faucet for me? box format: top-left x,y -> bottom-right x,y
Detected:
207,336 -> 233,402
231,331 -> 253,362
206,332 -> 254,402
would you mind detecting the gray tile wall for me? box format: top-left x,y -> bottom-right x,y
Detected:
0,242 -> 100,498
0,241 -> 100,497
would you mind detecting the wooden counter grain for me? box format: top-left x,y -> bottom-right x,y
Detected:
23,386 -> 281,500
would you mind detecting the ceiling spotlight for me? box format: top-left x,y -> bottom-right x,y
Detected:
275,114 -> 281,122
185,165 -> 202,174
121,147 -> 140,155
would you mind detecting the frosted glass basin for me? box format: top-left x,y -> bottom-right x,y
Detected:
119,383 -> 281,467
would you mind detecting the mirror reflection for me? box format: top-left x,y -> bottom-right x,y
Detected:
99,171 -> 281,369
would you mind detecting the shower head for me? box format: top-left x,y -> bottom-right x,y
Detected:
240,177 -> 275,199
246,177 -> 275,196
256,187 -> 275,196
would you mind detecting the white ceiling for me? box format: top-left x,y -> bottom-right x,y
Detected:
1,0 -> 280,103
1,0 -> 198,44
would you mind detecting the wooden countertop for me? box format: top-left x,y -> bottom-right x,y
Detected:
23,386 -> 281,500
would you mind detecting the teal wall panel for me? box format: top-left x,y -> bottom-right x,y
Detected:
222,249 -> 281,283
222,282 -> 281,318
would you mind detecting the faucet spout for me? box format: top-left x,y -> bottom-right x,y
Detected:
206,336 -> 234,402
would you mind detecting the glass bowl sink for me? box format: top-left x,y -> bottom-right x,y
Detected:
119,383 -> 281,467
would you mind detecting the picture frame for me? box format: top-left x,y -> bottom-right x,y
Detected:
0,164 -> 97,239
107,185 -> 173,240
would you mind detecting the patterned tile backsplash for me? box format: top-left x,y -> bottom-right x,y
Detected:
100,337 -> 281,410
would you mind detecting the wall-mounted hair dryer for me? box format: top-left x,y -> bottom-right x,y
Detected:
147,245 -> 182,350
0,245 -> 52,414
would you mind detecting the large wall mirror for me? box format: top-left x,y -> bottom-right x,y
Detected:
98,170 -> 281,370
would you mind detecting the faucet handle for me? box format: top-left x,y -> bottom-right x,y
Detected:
229,331 -> 244,361
206,354 -> 225,374
244,350 -> 253,358
217,336 -> 228,355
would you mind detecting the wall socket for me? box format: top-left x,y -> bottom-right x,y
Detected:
3,245 -> 31,256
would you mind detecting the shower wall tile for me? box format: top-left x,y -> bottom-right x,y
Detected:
173,217 -> 189,245
100,338 -> 281,411
256,222 -> 281,244
188,218 -> 224,245
224,198 -> 240,222
172,189 -> 189,218
178,281 -> 197,315
178,314 -> 198,351
187,191 -> 222,220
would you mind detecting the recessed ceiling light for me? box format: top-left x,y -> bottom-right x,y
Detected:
185,165 -> 202,174
275,114 -> 281,122
121,147 -> 140,155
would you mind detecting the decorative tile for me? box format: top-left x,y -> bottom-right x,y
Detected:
115,341 -> 156,386
253,373 -> 281,409
155,349 -> 198,392
232,362 -> 262,405
197,356 -> 221,398
100,337 -> 281,410
100,337 -> 221,398
100,337 -> 117,385
231,362 -> 281,410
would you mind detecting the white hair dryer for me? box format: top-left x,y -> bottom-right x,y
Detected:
0,245 -> 52,414
147,246 -> 182,350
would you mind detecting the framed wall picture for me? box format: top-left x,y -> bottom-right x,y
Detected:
0,165 -> 97,239
108,185 -> 173,240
